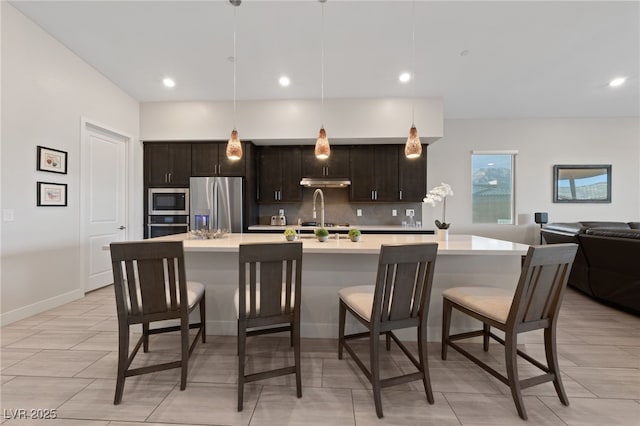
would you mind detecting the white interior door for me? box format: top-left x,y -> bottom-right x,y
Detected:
83,123 -> 128,292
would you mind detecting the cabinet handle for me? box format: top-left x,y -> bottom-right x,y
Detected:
274,191 -> 278,201
371,190 -> 374,201
374,190 -> 378,201
168,172 -> 172,183
218,164 -> 221,175
165,173 -> 168,183
399,190 -> 403,200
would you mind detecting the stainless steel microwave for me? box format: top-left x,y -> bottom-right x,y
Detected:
148,188 -> 189,215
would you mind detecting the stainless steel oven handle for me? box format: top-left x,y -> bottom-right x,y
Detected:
147,224 -> 189,227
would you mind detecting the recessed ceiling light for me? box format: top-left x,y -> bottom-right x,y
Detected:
399,72 -> 411,83
609,77 -> 626,87
162,77 -> 175,88
279,76 -> 291,87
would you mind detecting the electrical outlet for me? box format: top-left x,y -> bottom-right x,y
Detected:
3,209 -> 15,222
392,209 -> 397,217
356,209 -> 363,217
405,209 -> 415,217
278,209 -> 285,216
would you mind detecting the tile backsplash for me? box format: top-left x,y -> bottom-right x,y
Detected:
258,187 -> 422,226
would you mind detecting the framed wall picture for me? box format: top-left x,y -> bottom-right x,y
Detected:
37,182 -> 68,207
37,145 -> 67,174
553,164 -> 611,203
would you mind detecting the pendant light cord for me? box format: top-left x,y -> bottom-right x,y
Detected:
411,0 -> 416,127
233,4 -> 237,130
321,1 -> 325,128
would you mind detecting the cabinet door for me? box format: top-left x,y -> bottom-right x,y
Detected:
302,146 -> 349,177
145,143 -> 191,187
167,143 -> 192,186
145,143 -> 171,186
217,142 -> 246,176
349,146 -> 376,201
258,147 -> 281,202
373,145 -> 399,201
398,145 -> 426,201
279,147 -> 302,202
191,143 -> 218,176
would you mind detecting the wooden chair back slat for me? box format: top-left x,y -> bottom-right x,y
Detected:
238,242 -> 303,321
509,244 -> 577,327
372,243 -> 438,325
110,241 -> 187,323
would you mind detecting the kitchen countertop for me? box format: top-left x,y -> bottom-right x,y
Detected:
248,224 -> 432,233
156,232 -> 529,256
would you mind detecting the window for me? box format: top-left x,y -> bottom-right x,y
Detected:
472,152 -> 516,224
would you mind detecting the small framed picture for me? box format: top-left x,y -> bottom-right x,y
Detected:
37,182 -> 67,207
37,145 -> 67,174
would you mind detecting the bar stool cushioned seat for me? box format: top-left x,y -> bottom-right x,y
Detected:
441,287 -> 513,324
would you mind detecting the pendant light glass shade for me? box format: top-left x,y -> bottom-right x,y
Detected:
405,126 -> 422,158
226,129 -> 242,161
315,127 -> 330,159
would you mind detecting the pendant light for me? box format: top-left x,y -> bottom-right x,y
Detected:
404,0 -> 422,159
226,0 -> 243,161
315,0 -> 330,160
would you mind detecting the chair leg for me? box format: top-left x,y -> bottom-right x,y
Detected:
544,326 -> 569,406
370,329 -> 384,418
441,299 -> 452,360
114,324 -> 129,405
200,294 -> 206,343
483,323 -> 490,352
385,332 -> 391,351
142,322 -> 150,353
418,324 -> 434,404
505,333 -> 527,420
294,314 -> 302,398
338,300 -> 346,360
180,317 -> 189,391
237,320 -> 246,412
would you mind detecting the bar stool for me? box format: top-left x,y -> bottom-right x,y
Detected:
235,242 -> 303,411
441,243 -> 578,420
109,241 -> 206,405
338,243 -> 438,418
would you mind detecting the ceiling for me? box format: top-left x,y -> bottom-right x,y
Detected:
9,1 -> 640,119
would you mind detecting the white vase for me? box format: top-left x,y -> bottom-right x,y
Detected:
437,228 -> 449,241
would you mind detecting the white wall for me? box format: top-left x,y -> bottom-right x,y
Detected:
0,4 -> 140,324
425,118 -> 640,244
140,98 -> 443,143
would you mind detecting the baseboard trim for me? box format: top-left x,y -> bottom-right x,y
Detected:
0,289 -> 84,326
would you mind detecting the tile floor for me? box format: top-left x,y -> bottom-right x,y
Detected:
1,286 -> 639,425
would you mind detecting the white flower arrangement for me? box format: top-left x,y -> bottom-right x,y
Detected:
423,182 -> 454,229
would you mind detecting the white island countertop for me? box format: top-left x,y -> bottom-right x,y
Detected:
156,233 -> 529,256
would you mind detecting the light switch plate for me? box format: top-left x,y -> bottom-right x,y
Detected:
405,209 -> 415,217
392,209 -> 397,216
3,209 -> 15,222
356,209 -> 362,217
278,209 -> 285,216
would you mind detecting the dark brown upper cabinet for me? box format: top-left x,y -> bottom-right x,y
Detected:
301,146 -> 350,178
349,145 -> 399,202
257,146 -> 302,203
398,145 -> 427,202
191,142 -> 246,177
144,142 -> 191,187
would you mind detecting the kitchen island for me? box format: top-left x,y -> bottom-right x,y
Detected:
156,233 -> 528,341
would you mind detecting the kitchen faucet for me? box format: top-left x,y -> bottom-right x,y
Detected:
312,188 -> 325,228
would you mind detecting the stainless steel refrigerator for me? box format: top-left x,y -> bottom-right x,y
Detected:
190,177 -> 244,233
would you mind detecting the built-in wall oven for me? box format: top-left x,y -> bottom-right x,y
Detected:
146,188 -> 190,238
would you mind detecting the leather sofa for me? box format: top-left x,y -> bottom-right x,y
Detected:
541,221 -> 640,315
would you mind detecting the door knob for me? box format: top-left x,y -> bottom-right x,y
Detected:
118,226 -> 126,230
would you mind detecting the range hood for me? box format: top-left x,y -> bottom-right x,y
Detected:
300,177 -> 351,188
